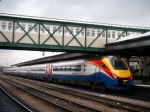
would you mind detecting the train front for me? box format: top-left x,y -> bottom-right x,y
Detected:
102,56 -> 133,90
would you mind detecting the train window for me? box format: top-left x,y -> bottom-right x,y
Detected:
35,68 -> 38,71
41,68 -> 45,71
36,67 -> 44,71
32,68 -> 36,71
71,66 -> 75,71
58,66 -> 62,71
75,65 -> 81,71
66,66 -> 70,71
53,65 -> 81,71
53,66 -> 58,71
14,69 -> 17,71
62,66 -> 66,71
31,68 -> 36,71
20,68 -> 22,71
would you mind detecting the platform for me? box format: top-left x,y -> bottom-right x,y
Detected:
133,80 -> 150,88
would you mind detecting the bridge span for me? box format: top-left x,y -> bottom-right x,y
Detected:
0,13 -> 149,53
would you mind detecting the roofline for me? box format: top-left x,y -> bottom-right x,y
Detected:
0,13 -> 150,30
106,34 -> 150,46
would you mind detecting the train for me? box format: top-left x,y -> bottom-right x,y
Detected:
3,55 -> 133,91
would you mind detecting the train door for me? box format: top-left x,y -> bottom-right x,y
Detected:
45,64 -> 49,77
95,67 -> 101,81
27,66 -> 30,77
50,64 -> 53,78
44,64 -> 49,82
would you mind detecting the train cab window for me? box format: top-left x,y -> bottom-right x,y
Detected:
108,56 -> 128,70
112,60 -> 128,70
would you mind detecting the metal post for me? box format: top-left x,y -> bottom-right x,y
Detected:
62,25 -> 64,47
85,25 -> 86,48
143,56 -> 148,83
106,28 -> 108,44
7,58 -> 8,67
139,58 -> 142,76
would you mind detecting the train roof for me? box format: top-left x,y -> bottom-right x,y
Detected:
87,55 -> 119,61
51,59 -> 85,66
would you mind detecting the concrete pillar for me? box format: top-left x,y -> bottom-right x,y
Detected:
143,56 -> 148,83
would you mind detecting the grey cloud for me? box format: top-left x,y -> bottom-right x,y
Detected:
0,0 -> 150,27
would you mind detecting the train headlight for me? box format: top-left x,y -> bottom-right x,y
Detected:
112,73 -> 118,79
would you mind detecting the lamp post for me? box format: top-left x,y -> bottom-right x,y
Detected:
7,58 -> 8,67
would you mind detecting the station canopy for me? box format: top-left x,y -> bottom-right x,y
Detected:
115,31 -> 150,43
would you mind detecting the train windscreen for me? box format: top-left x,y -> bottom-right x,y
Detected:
108,56 -> 128,70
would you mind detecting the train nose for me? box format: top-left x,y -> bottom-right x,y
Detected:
118,79 -> 129,86
118,70 -> 130,78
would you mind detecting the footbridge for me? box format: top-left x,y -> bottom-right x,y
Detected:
0,13 -> 150,53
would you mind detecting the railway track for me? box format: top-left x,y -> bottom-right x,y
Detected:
0,76 -> 101,112
1,75 -> 150,112
0,86 -> 32,112
99,88 -> 150,103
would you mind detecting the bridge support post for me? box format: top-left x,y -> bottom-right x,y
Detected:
143,56 -> 148,83
139,58 -> 142,77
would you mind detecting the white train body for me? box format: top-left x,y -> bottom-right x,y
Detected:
3,56 -> 133,91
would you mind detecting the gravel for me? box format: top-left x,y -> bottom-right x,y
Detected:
1,74 -> 150,112
0,79 -> 66,112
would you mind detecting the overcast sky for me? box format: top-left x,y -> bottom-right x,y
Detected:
0,0 -> 150,66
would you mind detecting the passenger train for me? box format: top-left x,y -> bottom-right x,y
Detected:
3,56 -> 133,91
